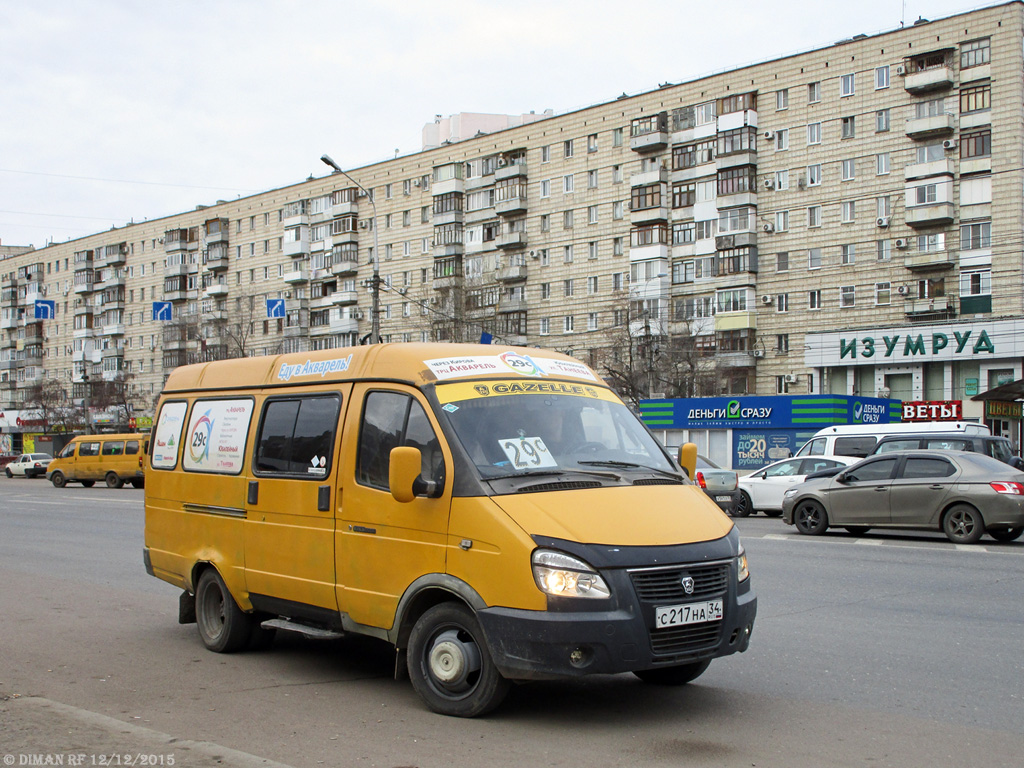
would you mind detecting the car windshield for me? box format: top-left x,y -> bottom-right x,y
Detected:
433,380 -> 677,479
988,439 -> 1013,464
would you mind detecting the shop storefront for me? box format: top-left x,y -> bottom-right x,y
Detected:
640,395 -> 900,470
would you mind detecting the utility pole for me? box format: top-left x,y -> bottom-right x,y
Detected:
320,155 -> 381,343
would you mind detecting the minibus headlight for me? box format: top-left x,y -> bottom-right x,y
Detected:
531,550 -> 610,599
736,543 -> 750,583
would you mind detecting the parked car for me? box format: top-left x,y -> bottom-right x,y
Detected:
795,422 -> 990,460
735,455 -> 859,517
695,455 -> 740,514
4,453 -> 53,479
868,433 -> 1023,468
781,450 -> 1024,544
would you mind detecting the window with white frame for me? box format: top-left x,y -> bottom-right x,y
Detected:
809,289 -> 822,309
841,116 -> 855,139
776,293 -> 789,312
875,65 -> 890,89
540,179 -> 550,198
841,159 -> 855,181
840,74 -> 855,97
588,169 -> 599,189
776,89 -> 789,110
775,169 -> 789,190
808,81 -> 821,103
916,143 -> 945,163
876,282 -> 891,304
960,269 -> 991,296
840,286 -> 855,307
876,196 -> 891,217
914,184 -> 938,205
876,109 -> 890,132
807,122 -> 821,145
876,153 -> 891,175
775,211 -> 789,232
807,164 -> 822,185
587,312 -> 598,331
563,315 -> 574,332
775,129 -> 789,151
841,201 -> 856,223
961,221 -> 991,250
588,205 -> 599,224
807,206 -> 822,228
841,244 -> 856,265
563,174 -> 574,193
539,317 -> 550,334
877,239 -> 892,261
808,248 -> 822,269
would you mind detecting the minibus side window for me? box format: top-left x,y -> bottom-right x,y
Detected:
357,392 -> 443,491
102,441 -> 125,456
59,443 -> 76,459
79,442 -> 101,457
255,396 -> 340,477
125,441 -> 140,455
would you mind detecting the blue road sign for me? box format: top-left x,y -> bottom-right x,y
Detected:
152,301 -> 173,321
34,299 -> 56,319
266,298 -> 286,318
480,332 -> 493,344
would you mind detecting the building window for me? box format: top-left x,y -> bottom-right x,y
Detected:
961,129 -> 991,159
539,179 -> 550,198
775,210 -> 789,232
915,98 -> 945,118
673,221 -> 695,244
539,317 -> 550,335
807,206 -> 822,228
563,279 -> 574,297
876,282 -> 891,305
809,289 -> 822,309
588,205 -> 599,224
588,169 -> 599,188
777,252 -> 789,272
960,269 -> 991,296
613,237 -> 624,256
876,109 -> 890,132
916,143 -> 945,163
808,248 -> 822,269
776,89 -> 789,110
960,38 -> 990,69
631,184 -> 662,210
841,116 -> 855,139
807,122 -> 821,145
806,164 -> 821,186
841,244 -> 856,265
587,312 -> 598,331
563,244 -> 574,263
588,133 -> 598,153
841,201 -> 855,223
875,65 -> 890,89
918,233 -> 944,252
960,83 -> 991,114
540,145 -> 550,163
808,81 -> 821,103
587,275 -> 598,293
672,181 -> 696,208
876,153 -> 891,175
775,169 -> 789,190
914,184 -> 937,205
777,334 -> 790,353
563,210 -> 574,229
840,286 -> 855,308
961,221 -> 991,250
775,129 -> 789,151
612,128 -> 623,147
540,214 -> 550,232
841,159 -> 855,181
564,139 -> 574,158
612,201 -> 624,220
776,293 -> 789,312
563,174 -> 574,194
563,315 -> 574,333
589,241 -> 599,260
840,74 -> 855,97
717,166 -> 756,196
612,165 -> 623,183
877,240 -> 892,262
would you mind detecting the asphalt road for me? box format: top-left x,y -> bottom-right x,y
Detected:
1,477 -> 1022,768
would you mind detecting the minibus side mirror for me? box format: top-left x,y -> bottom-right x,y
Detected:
389,446 -> 441,503
677,443 -> 697,480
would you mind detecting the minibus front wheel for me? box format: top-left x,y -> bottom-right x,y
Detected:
195,568 -> 253,653
408,602 -> 509,717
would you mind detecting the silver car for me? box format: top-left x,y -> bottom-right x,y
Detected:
695,455 -> 740,514
781,450 -> 1024,544
735,455 -> 859,517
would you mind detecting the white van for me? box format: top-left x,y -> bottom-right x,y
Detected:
795,422 -> 990,459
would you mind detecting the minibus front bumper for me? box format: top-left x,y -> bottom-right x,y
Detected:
476,569 -> 756,680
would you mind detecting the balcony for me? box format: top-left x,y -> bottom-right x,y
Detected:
496,264 -> 528,282
204,253 -> 230,271
498,296 -> 527,313
906,202 -> 955,228
433,256 -> 463,289
904,249 -> 955,271
630,205 -> 669,225
164,289 -> 189,302
496,231 -> 527,249
104,245 -> 127,267
903,65 -> 953,94
495,194 -> 527,216
332,201 -> 358,217
495,162 -> 527,181
331,289 -> 359,305
715,151 -> 757,171
905,113 -> 955,139
283,268 -> 309,284
630,129 -> 669,153
101,323 -> 126,337
282,323 -> 309,338
97,272 -> 125,290
164,262 -> 191,277
73,326 -> 95,339
283,234 -> 309,257
905,295 -> 955,319
331,257 -> 359,276
0,316 -> 16,330
204,220 -> 230,245
204,283 -> 229,298
904,158 -> 955,181
630,168 -> 669,188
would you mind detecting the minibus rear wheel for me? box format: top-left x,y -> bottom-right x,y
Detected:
195,568 -> 254,653
105,472 -> 124,489
408,602 -> 509,717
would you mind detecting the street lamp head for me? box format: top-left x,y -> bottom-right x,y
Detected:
320,154 -> 342,173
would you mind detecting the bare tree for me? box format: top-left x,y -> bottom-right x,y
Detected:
23,378 -> 80,433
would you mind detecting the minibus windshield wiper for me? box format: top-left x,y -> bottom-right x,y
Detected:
484,467 -> 621,482
575,460 -> 683,481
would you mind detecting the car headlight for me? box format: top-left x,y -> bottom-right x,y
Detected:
736,542 -> 750,583
784,487 -> 799,498
531,550 -> 610,599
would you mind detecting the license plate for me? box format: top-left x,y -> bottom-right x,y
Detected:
655,600 -> 723,628
715,495 -> 732,502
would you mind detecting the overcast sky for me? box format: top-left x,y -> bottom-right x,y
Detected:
1,0 -> 994,249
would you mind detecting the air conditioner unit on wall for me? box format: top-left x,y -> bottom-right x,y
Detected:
897,284 -> 909,295
896,64 -> 906,76
942,139 -> 957,150
762,222 -> 775,233
895,238 -> 909,249
783,374 -> 798,384
763,177 -> 775,190
876,217 -> 890,228
763,130 -> 775,140
761,294 -> 774,305
752,349 -> 765,358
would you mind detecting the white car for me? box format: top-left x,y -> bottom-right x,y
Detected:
4,453 -> 54,479
735,455 -> 860,517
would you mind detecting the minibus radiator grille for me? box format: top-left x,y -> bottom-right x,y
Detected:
629,563 -> 730,603
649,622 -> 722,657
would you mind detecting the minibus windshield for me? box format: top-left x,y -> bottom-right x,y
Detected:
434,380 -> 678,479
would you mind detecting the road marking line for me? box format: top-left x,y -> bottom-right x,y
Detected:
955,544 -> 988,552
855,539 -> 883,545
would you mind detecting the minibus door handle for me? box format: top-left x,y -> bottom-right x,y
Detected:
318,485 -> 331,512
247,480 -> 259,505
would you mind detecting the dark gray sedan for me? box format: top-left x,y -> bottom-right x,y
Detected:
781,450 -> 1024,544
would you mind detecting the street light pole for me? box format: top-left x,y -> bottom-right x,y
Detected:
320,154 -> 381,344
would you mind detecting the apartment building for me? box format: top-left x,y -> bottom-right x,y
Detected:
1,2 -> 1022,437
